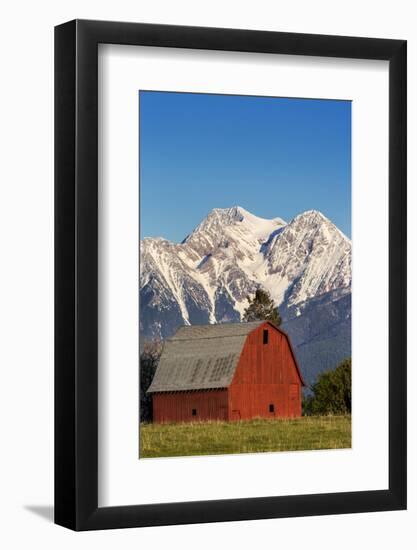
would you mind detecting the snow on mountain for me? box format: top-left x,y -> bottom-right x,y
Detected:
140,206 -> 351,344
260,210 -> 351,308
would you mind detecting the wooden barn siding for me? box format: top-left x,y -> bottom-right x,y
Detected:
152,389 -> 229,423
229,324 -> 302,419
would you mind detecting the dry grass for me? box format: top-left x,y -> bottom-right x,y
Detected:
139,415 -> 351,458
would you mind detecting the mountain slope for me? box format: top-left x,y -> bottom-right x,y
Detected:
140,206 -> 351,382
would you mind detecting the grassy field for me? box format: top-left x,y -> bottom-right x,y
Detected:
139,416 -> 351,458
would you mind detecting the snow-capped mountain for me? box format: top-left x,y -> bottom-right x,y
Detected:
140,206 -> 351,383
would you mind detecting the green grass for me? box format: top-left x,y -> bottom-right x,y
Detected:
139,415 -> 351,458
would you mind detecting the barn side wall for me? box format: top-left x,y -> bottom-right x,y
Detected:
152,389 -> 229,423
229,324 -> 302,419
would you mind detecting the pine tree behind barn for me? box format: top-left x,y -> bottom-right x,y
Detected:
147,321 -> 305,423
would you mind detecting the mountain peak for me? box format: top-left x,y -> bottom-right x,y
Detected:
182,206 -> 287,251
290,210 -> 349,242
210,205 -> 246,223
195,206 -> 285,231
212,206 -> 287,226
293,209 -> 328,222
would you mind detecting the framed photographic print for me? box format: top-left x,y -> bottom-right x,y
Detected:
55,20 -> 407,530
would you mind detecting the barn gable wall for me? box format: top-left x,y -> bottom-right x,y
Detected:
229,323 -> 302,418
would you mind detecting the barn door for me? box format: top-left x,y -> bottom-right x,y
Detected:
231,409 -> 241,421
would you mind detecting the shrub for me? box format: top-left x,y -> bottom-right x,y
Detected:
303,358 -> 351,415
140,340 -> 162,422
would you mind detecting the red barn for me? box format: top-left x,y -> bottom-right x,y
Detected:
147,321 -> 305,423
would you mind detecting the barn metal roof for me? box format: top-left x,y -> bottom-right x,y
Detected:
147,321 -> 265,393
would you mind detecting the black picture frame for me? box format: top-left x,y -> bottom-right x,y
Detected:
55,19 -> 407,531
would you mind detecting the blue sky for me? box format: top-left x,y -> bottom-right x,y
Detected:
140,91 -> 351,241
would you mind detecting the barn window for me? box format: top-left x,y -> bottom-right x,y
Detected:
269,404 -> 274,413
192,408 -> 197,416
263,329 -> 269,344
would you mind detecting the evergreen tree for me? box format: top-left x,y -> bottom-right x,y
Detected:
242,288 -> 282,326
